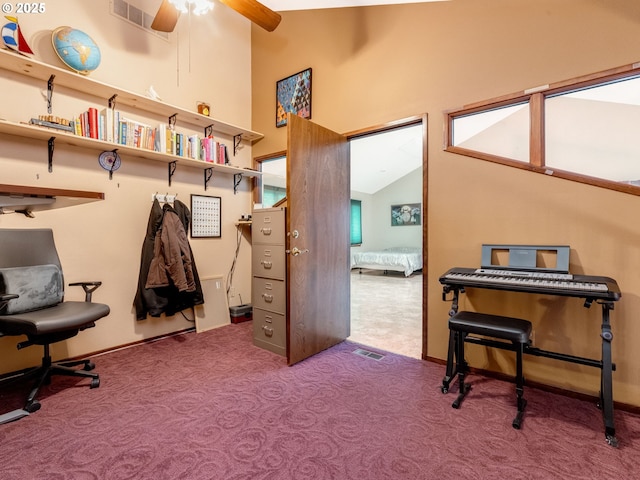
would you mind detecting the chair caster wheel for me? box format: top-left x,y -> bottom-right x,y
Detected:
90,378 -> 100,389
441,386 -> 448,394
25,400 -> 41,413
606,434 -> 619,448
83,362 -> 95,371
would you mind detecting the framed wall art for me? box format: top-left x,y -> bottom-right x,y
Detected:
191,194 -> 221,238
391,203 -> 422,226
276,67 -> 312,128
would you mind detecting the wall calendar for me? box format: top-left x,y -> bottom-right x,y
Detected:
191,194 -> 221,238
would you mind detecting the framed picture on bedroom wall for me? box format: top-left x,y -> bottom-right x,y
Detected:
391,203 -> 421,226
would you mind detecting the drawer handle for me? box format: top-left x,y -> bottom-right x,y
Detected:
262,326 -> 274,337
261,227 -> 272,235
261,261 -> 272,269
262,293 -> 273,302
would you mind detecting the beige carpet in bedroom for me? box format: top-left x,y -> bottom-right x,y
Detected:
349,269 -> 422,359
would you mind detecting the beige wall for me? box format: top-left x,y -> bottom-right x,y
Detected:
251,0 -> 640,406
0,1 -> 256,373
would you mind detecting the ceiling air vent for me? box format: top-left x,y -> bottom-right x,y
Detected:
111,0 -> 169,40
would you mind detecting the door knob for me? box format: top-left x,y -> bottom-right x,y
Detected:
286,247 -> 309,256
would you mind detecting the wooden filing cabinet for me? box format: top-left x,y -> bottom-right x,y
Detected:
252,207 -> 286,356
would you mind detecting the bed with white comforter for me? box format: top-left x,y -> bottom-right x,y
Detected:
351,247 -> 422,277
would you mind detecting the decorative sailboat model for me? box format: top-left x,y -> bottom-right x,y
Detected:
1,16 -> 34,55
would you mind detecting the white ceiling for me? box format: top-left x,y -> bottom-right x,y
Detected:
350,124 -> 423,194
260,0 -> 447,11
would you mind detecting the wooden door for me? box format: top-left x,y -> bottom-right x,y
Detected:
286,114 -> 350,365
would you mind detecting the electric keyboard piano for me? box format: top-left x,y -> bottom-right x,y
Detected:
439,246 -> 621,447
440,267 -> 621,301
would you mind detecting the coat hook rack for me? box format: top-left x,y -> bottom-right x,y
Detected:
48,137 -> 55,172
152,192 -> 176,204
233,134 -> 242,156
47,75 -> 55,114
168,161 -> 177,186
204,167 -> 213,190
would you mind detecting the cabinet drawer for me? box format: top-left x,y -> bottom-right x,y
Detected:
253,308 -> 286,356
252,245 -> 285,280
252,277 -> 286,314
252,208 -> 285,244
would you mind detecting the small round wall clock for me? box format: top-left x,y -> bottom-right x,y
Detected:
98,150 -> 121,179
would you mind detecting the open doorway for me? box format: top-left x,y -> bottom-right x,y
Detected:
253,116 -> 426,360
347,122 -> 424,359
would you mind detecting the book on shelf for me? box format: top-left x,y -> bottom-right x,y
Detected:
88,107 -> 98,139
100,107 -> 114,143
221,143 -> 229,165
201,136 -> 230,164
28,118 -> 74,132
59,105 -> 222,158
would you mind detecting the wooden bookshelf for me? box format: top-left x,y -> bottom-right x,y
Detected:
0,119 -> 263,177
0,49 -> 263,141
0,49 -> 263,191
0,184 -> 104,213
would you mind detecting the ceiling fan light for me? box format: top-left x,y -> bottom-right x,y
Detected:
169,0 -> 213,15
192,0 -> 214,15
168,0 -> 189,13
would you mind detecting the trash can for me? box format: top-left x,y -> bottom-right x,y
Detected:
229,304 -> 252,324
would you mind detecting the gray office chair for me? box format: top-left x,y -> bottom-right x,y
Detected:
0,228 -> 110,421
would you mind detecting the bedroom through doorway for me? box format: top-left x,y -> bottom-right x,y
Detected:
347,121 -> 424,359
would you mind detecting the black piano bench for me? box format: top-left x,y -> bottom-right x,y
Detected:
441,311 -> 532,429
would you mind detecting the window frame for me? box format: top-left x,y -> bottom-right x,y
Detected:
444,61 -> 640,197
350,199 -> 362,246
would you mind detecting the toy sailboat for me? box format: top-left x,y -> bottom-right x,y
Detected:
2,16 -> 34,55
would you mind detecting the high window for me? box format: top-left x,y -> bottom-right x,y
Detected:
445,62 -> 640,196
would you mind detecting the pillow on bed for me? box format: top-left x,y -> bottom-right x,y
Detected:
0,264 -> 63,314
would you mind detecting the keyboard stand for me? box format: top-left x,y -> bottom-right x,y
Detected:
0,408 -> 29,425
441,285 -> 619,447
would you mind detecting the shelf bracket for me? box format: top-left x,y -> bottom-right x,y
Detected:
204,124 -> 214,138
108,94 -> 117,109
168,161 -> 177,187
108,149 -> 118,180
233,173 -> 243,194
204,167 -> 213,190
47,75 -> 55,114
233,134 -> 242,156
168,114 -> 177,130
47,137 -> 55,173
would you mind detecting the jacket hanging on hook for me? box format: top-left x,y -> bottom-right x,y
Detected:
134,198 -> 204,320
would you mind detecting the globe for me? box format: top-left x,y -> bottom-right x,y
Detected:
52,26 -> 101,75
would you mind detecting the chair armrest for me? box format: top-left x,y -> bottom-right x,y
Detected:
0,293 -> 19,325
69,281 -> 103,302
0,293 -> 19,309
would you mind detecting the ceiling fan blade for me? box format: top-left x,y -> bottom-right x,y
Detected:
219,0 -> 282,32
151,0 -> 181,32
